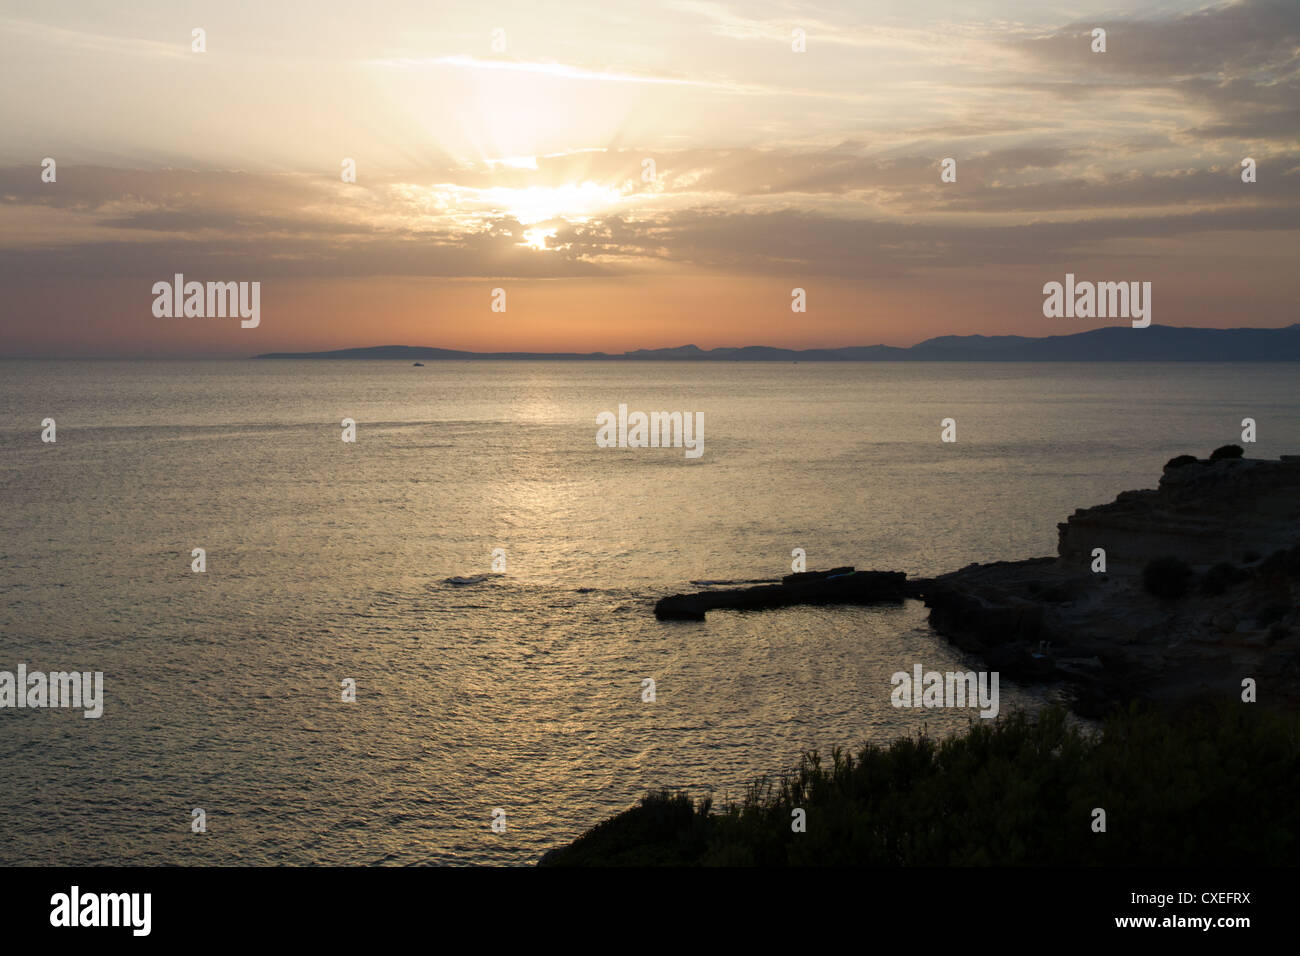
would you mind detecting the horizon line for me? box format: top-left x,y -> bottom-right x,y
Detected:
4,321 -> 1299,361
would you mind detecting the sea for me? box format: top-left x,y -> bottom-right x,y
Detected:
1,360 -> 1297,865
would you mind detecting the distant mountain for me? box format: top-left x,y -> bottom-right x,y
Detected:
254,324 -> 1300,361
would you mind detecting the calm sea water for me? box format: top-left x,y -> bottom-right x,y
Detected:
1,360 -> 1297,865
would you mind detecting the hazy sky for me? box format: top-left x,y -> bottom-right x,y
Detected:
1,0 -> 1297,357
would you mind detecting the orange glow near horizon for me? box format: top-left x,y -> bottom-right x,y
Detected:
2,5 -> 1298,357
7,255 -> 1298,359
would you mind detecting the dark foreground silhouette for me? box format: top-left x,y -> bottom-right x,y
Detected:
540,703 -> 1299,866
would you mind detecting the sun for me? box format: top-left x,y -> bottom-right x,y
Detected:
499,182 -> 622,222
522,226 -> 559,251
472,180 -> 625,252
425,167 -> 627,252
494,182 -> 622,251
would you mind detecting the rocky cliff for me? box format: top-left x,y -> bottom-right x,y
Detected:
1058,455 -> 1300,569
923,453 -> 1300,716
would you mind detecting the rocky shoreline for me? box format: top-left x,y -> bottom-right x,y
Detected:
923,451 -> 1300,716
656,451 -> 1300,717
541,451 -> 1300,865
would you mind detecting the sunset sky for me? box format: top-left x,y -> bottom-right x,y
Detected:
1,0 -> 1297,357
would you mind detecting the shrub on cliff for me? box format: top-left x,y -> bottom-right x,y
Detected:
538,790 -> 712,866
1143,555 -> 1193,599
1210,444 -> 1244,461
540,704 -> 1300,866
1258,603 -> 1291,626
1200,561 -> 1251,596
1260,543 -> 1300,577
1164,454 -> 1198,469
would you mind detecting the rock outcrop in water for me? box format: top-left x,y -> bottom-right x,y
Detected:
922,454 -> 1300,715
654,567 -> 912,619
550,455 -> 1300,866
653,453 -> 1300,716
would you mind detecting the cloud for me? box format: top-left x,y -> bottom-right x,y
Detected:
1012,0 -> 1300,142
0,17 -> 189,60
366,55 -> 719,89
4,165 -> 1293,282
1017,0 -> 1299,78
556,203 -> 1299,276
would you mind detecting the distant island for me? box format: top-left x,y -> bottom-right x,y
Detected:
254,323 -> 1300,362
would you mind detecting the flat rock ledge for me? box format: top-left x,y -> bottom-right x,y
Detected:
652,455 -> 1300,717
654,567 -> 914,620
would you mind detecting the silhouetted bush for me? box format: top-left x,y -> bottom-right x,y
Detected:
538,790 -> 712,866
1210,444 -> 1244,461
541,704 -> 1300,866
1143,555 -> 1193,599
1200,561 -> 1251,596
1164,454 -> 1198,469
1260,543 -> 1300,577
1258,603 -> 1291,626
